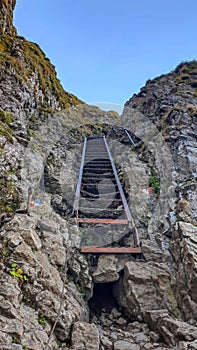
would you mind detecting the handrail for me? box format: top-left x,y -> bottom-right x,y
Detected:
124,129 -> 136,147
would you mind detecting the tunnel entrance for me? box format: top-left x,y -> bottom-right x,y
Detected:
88,281 -> 119,317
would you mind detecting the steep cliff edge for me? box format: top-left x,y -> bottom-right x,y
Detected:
0,0 -> 117,215
0,0 -> 16,35
0,2 -> 197,350
124,61 -> 197,225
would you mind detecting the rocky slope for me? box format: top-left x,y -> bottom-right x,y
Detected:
0,1 -> 197,350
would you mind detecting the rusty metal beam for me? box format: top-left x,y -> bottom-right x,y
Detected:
78,218 -> 128,224
72,137 -> 87,216
80,246 -> 142,254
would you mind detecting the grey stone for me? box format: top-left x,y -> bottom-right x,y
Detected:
101,336 -> 112,349
92,254 -> 127,283
116,317 -> 127,325
71,322 -> 99,350
134,332 -> 149,342
1,4 -> 197,349
114,340 -> 139,350
114,262 -> 179,319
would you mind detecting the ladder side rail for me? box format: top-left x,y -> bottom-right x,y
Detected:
103,136 -> 140,247
72,137 -> 87,216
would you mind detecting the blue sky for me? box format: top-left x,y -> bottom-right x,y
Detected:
14,0 -> 197,109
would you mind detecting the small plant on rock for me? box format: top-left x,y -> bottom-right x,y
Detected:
36,314 -> 47,326
9,263 -> 27,282
12,336 -> 21,344
85,237 -> 92,245
149,175 -> 160,193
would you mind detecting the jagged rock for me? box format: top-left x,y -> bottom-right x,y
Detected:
134,332 -> 149,342
0,1 -> 197,347
159,317 -> 197,342
171,221 -> 197,322
113,261 -> 179,319
4,214 -> 42,250
144,310 -> 197,346
144,309 -> 169,329
159,325 -> 176,346
68,252 -> 93,298
0,211 -> 89,345
71,322 -> 100,350
101,335 -> 112,349
92,254 -> 128,283
0,0 -> 16,35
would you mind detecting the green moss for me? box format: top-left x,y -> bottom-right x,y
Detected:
175,60 -> 197,74
0,109 -> 14,123
175,61 -> 197,86
0,171 -> 19,214
0,121 -> 13,141
0,35 -> 82,110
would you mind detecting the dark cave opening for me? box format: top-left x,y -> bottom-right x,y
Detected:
88,281 -> 120,317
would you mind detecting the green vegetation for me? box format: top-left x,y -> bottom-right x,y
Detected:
149,174 -> 160,193
175,61 -> 197,88
12,336 -> 21,345
9,263 -> 27,282
36,314 -> 47,326
0,109 -> 14,123
85,237 -> 93,245
0,121 -> 14,141
1,246 -> 10,257
0,109 -> 14,141
12,336 -> 28,349
0,170 -> 18,214
0,34 -> 82,110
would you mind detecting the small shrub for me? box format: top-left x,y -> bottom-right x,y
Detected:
0,121 -> 14,141
149,175 -> 160,193
0,110 -> 14,124
10,263 -> 27,282
12,336 -> 21,344
36,314 -> 47,326
85,237 -> 92,245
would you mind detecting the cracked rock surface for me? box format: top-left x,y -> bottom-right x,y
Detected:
0,2 -> 197,349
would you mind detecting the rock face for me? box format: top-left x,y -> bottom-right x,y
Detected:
171,221 -> 197,323
125,61 -> 197,222
114,261 -> 180,319
71,322 -> 100,350
0,0 -> 16,35
0,210 -> 90,349
0,2 -> 197,349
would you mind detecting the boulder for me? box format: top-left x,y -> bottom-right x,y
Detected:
92,254 -> 128,283
113,262 -> 179,318
71,322 -> 99,350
